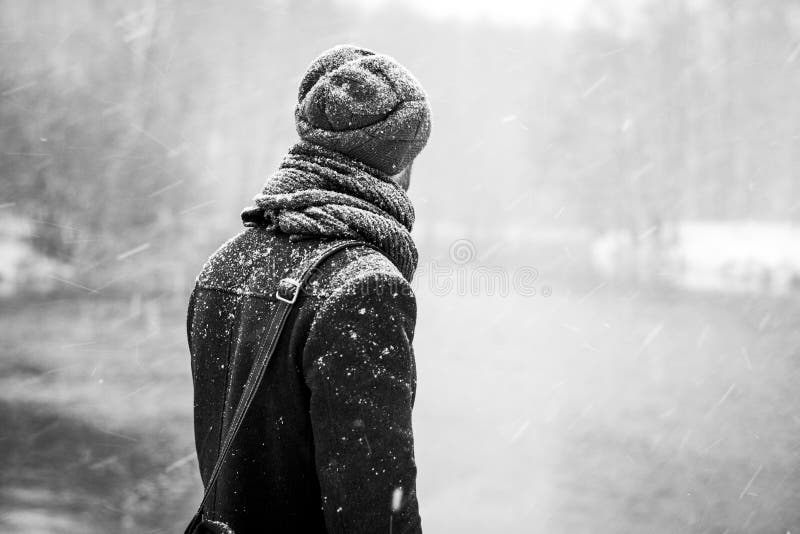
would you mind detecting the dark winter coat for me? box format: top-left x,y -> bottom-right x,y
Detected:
187,227 -> 421,533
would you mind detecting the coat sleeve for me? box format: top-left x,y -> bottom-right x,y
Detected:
302,270 -> 421,534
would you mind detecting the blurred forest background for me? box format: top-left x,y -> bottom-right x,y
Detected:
3,0 -> 800,288
2,0 -> 800,532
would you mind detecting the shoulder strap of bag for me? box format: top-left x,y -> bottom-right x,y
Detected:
185,239 -> 376,533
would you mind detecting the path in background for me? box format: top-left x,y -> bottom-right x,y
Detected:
1,282 -> 799,533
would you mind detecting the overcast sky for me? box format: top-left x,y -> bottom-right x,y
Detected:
337,0 -> 650,30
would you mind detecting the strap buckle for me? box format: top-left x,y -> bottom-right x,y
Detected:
276,278 -> 302,304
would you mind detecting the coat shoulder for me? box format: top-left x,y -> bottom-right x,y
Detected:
195,228 -> 408,300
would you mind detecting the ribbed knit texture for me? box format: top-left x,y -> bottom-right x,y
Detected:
241,45 -> 430,281
241,141 -> 418,281
295,44 -> 431,175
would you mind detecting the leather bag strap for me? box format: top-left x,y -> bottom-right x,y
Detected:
185,239 -> 373,533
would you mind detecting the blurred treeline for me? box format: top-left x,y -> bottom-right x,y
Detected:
1,0 -> 798,291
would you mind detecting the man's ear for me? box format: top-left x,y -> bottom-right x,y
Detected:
391,164 -> 412,191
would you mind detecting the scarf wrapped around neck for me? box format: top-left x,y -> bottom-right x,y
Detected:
241,141 -> 418,281
241,44 -> 431,281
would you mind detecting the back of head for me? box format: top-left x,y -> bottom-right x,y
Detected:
295,45 -> 431,175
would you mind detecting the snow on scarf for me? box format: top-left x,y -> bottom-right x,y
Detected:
241,141 -> 418,280
241,45 -> 431,281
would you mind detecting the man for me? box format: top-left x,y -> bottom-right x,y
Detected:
187,45 -> 431,533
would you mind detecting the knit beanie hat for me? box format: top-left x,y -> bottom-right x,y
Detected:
295,45 -> 431,175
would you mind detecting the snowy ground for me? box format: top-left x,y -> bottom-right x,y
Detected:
1,280 -> 799,533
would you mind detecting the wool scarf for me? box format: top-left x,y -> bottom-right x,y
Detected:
241,141 -> 417,281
